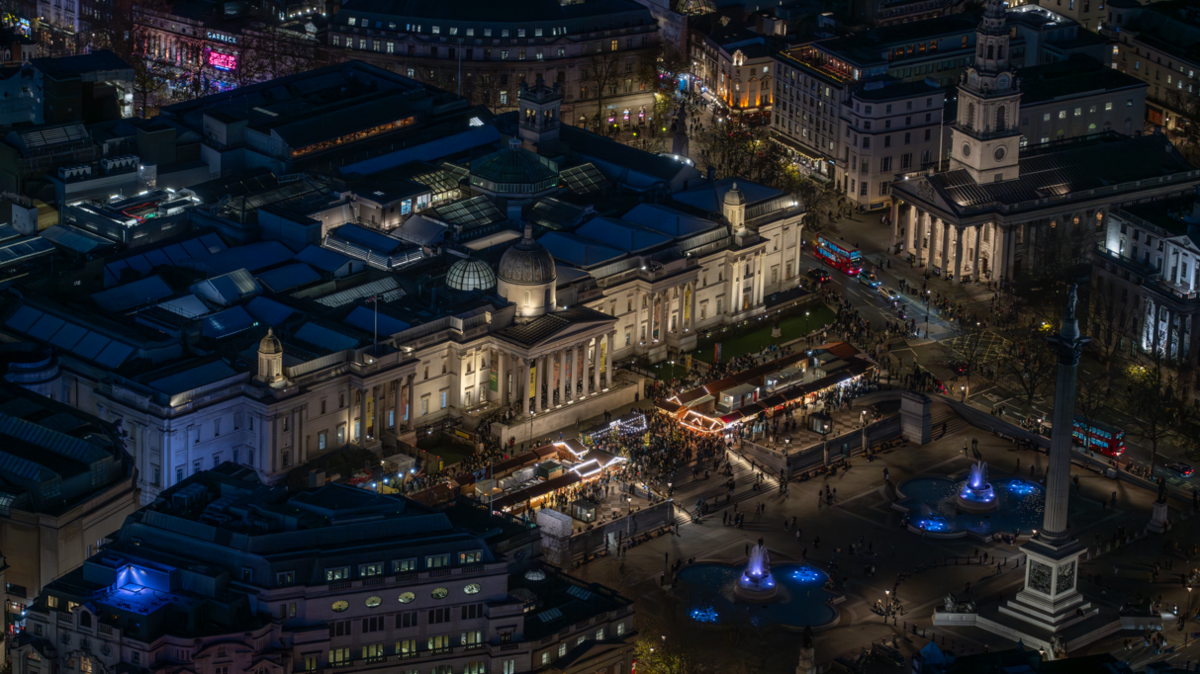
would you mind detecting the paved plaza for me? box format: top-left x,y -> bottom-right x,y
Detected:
564,397 -> 1195,672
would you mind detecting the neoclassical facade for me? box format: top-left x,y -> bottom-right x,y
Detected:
888,0 -> 1200,283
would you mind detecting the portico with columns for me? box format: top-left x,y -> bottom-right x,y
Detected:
483,308 -> 630,445
891,198 -> 1011,282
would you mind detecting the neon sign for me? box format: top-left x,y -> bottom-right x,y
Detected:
209,52 -> 237,71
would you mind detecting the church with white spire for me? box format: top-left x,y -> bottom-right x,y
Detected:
888,0 -> 1197,284
949,0 -> 1023,184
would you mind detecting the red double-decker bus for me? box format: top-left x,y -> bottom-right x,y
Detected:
1072,415 -> 1125,457
812,235 -> 862,275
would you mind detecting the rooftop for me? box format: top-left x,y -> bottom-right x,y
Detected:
897,133 -> 1198,216
0,378 -> 133,517
853,79 -> 942,102
30,50 -> 131,78
336,0 -> 654,26
1017,56 -> 1146,105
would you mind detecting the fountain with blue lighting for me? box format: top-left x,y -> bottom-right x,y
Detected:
894,462 -> 1045,539
955,460 -> 998,513
675,547 -> 839,629
735,544 -> 778,601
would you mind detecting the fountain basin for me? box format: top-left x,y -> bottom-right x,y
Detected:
955,460 -> 999,513
676,563 -> 839,630
734,544 -> 778,601
892,475 -> 1044,541
955,483 -> 998,513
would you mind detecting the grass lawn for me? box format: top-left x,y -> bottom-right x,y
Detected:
694,306 -> 836,364
416,438 -> 474,467
652,361 -> 689,381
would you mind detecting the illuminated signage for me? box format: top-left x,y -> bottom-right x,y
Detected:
209,51 -> 237,71
207,31 -> 237,44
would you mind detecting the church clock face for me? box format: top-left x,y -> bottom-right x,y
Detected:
994,146 -> 1006,161
961,143 -> 972,158
998,74 -> 1010,90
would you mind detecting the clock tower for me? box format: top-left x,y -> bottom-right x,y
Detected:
950,0 -> 1022,183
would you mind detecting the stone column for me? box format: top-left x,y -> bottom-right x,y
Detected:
1042,285 -> 1089,542
592,336 -> 602,393
905,204 -> 916,255
521,359 -> 531,417
557,349 -> 566,405
973,228 -> 982,278
793,225 -> 804,277
358,388 -> 366,442
605,332 -> 614,388
393,378 -> 402,430
570,344 -> 579,399
406,375 -> 414,425
689,280 -> 697,330
913,210 -> 923,264
634,290 -> 644,345
940,219 -> 951,274
890,200 -> 900,251
661,290 -> 669,336
583,342 -> 592,397
954,226 -> 965,279
534,355 -> 545,413
921,212 -> 932,266
1005,226 -> 1017,280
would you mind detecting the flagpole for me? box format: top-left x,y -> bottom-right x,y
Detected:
374,296 -> 378,357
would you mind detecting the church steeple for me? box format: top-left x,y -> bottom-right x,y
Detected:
949,0 -> 1022,183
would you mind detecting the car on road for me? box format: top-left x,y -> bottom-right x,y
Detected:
1166,462 -> 1195,478
807,268 -> 832,283
947,360 -> 969,376
877,285 -> 901,302
857,270 -> 881,288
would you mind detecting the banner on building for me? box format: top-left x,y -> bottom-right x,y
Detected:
684,287 -> 691,322
714,343 -> 722,363
365,396 -> 374,425
600,339 -> 607,374
529,364 -> 537,393
489,371 -> 498,392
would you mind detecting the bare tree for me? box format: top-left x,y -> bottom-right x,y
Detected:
1126,316 -> 1195,474
1086,279 -> 1133,371
131,55 -> 169,118
996,325 -> 1057,405
945,318 -> 989,398
697,125 -> 798,192
1167,90 -> 1200,165
1074,365 -> 1116,456
581,51 -> 624,131
794,177 -> 839,235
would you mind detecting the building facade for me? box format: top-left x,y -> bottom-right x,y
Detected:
841,80 -> 945,210
1092,199 -> 1200,400
1106,0 -> 1200,140
1016,55 -> 1147,146
0,373 -> 140,605
888,0 -> 1200,284
325,0 -> 661,128
11,469 -> 637,674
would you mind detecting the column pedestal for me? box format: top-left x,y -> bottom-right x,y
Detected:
899,391 -> 932,445
1147,500 -> 1170,534
1000,537 -> 1092,633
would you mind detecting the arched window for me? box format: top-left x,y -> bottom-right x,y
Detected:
967,103 -> 975,129
987,44 -> 994,59
996,105 -> 1006,131
998,45 -> 1004,59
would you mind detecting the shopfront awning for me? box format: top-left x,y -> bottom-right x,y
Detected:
490,473 -> 582,510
